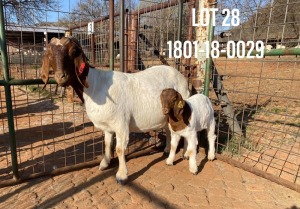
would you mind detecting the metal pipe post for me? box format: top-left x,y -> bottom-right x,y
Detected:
177,0 -> 183,71
186,0 -> 196,68
91,33 -> 95,65
124,9 -> 129,73
194,0 -> 209,94
109,0 -> 114,70
0,0 -> 19,180
204,1 -> 217,96
129,14 -> 138,71
120,0 -> 125,72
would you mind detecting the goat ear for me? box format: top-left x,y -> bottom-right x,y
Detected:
73,57 -> 89,88
41,51 -> 50,89
173,93 -> 185,119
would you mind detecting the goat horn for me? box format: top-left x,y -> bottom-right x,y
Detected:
60,37 -> 71,46
49,37 -> 60,45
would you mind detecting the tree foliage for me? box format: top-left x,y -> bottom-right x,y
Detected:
3,0 -> 58,25
218,0 -> 300,42
60,0 -> 139,26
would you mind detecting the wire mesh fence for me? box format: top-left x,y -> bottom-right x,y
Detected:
0,82 -> 104,181
69,0 -> 195,72
213,0 -> 300,188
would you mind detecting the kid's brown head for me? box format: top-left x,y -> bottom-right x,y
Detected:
160,88 -> 185,119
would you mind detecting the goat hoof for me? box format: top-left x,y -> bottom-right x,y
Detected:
207,153 -> 215,161
116,172 -> 128,185
163,151 -> 170,156
183,155 -> 189,160
99,160 -> 109,171
116,178 -> 127,185
166,159 -> 173,166
190,169 -> 198,175
99,167 -> 106,171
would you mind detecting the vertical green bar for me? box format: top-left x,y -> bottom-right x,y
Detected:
204,2 -> 216,96
0,0 -> 19,180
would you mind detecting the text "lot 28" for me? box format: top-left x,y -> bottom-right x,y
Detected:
192,8 -> 240,27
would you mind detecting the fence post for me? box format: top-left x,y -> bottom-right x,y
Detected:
120,0 -> 125,72
185,0 -> 196,69
0,0 -> 19,181
128,14 -> 138,72
204,1 -> 216,96
124,9 -> 129,73
195,1 -> 243,137
177,0 -> 183,72
194,0 -> 210,94
91,33 -> 95,65
109,0 -> 114,71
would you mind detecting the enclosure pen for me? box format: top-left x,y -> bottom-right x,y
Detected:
0,0 -> 300,193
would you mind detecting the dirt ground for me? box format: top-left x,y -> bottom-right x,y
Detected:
1,151 -> 300,209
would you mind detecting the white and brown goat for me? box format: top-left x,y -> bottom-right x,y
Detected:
160,88 -> 216,174
41,37 -> 190,184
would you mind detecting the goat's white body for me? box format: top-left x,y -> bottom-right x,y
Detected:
83,65 -> 189,183
166,94 -> 216,174
84,66 -> 189,132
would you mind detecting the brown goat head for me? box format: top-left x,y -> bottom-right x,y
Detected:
160,88 -> 186,120
41,37 -> 90,102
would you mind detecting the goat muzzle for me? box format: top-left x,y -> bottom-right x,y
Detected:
55,72 -> 69,86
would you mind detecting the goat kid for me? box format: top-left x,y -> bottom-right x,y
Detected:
41,37 -> 190,184
160,88 -> 216,174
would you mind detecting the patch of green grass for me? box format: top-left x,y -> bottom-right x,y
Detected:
27,85 -> 47,95
260,107 -> 286,116
31,65 -> 41,69
220,135 -> 261,155
270,107 -> 282,114
21,85 -> 52,98
257,107 -> 270,116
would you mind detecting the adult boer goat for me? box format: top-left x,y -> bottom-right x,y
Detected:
160,88 -> 216,174
41,37 -> 190,184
